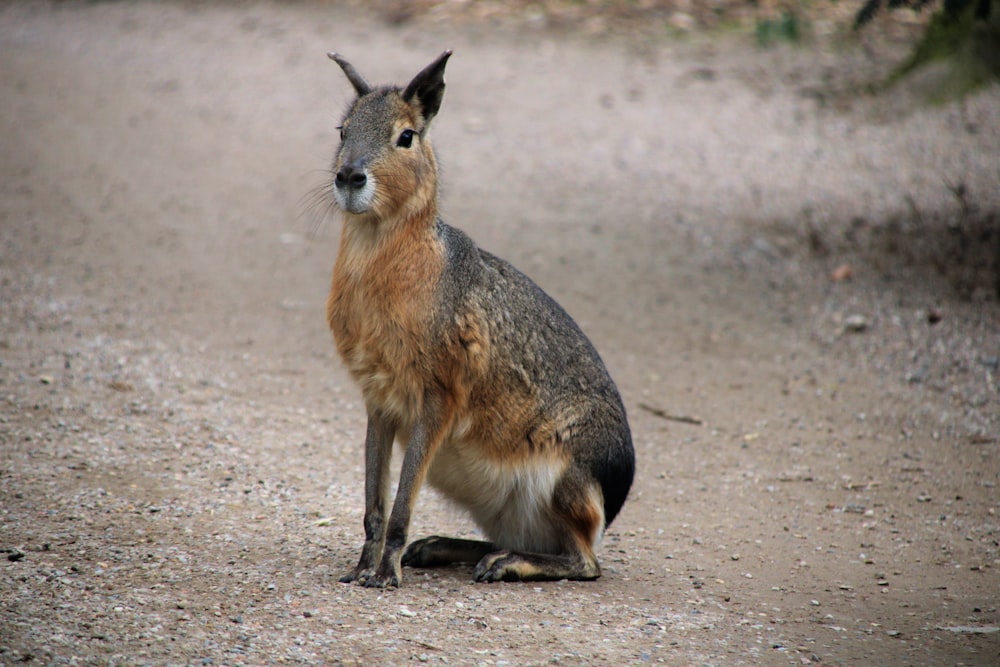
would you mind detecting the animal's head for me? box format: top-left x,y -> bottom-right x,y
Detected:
328,51 -> 452,221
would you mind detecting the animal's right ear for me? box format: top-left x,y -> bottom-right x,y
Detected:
328,52 -> 372,97
402,50 -> 452,125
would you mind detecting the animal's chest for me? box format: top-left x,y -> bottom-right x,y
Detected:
330,275 -> 435,419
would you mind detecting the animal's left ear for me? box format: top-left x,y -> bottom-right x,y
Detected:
328,52 -> 372,97
402,50 -> 452,126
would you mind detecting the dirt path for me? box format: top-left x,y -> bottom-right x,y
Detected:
1,2 -> 998,665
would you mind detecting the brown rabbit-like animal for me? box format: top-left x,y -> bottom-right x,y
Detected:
325,50 -> 634,588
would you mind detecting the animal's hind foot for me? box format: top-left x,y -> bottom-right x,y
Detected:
472,549 -> 602,583
403,536 -> 496,568
473,550 -> 524,582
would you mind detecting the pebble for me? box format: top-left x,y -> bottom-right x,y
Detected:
830,264 -> 853,282
943,625 -> 1000,634
843,315 -> 869,333
979,356 -> 1000,370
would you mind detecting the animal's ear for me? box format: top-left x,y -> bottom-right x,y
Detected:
328,52 -> 372,97
402,50 -> 452,124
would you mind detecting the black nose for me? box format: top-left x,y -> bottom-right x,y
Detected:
336,165 -> 367,190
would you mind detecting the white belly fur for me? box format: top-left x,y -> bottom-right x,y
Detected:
425,439 -> 568,554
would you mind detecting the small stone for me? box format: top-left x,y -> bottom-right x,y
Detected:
830,264 -> 853,282
398,606 -> 417,618
979,356 -> 1000,370
668,11 -> 696,31
843,315 -> 868,333
944,625 -> 1000,634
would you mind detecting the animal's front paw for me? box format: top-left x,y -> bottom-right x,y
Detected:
339,567 -> 375,585
362,569 -> 401,589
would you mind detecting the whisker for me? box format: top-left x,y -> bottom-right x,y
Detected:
296,173 -> 339,242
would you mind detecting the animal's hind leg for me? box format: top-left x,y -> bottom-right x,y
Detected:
403,536 -> 496,567
473,475 -> 605,583
473,547 -> 601,582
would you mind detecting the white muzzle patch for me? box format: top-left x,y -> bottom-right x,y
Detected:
334,172 -> 376,214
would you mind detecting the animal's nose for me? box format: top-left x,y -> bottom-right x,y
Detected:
336,165 -> 367,190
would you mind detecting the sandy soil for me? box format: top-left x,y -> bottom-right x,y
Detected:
2,2 -> 999,665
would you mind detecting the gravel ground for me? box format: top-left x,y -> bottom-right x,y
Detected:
1,1 -> 998,665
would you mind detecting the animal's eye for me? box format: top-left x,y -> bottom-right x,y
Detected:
396,129 -> 415,148
336,126 -> 345,141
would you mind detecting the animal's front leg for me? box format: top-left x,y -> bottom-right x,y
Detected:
340,412 -> 395,585
365,406 -> 450,588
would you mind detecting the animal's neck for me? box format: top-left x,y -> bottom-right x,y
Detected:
339,195 -> 436,252
333,201 -> 443,294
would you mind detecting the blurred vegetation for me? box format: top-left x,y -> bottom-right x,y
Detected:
755,10 -> 804,46
350,1 -> 997,97
346,1 -> 867,36
855,0 -> 1000,98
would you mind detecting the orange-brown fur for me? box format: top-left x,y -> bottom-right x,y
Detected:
328,215 -> 445,421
